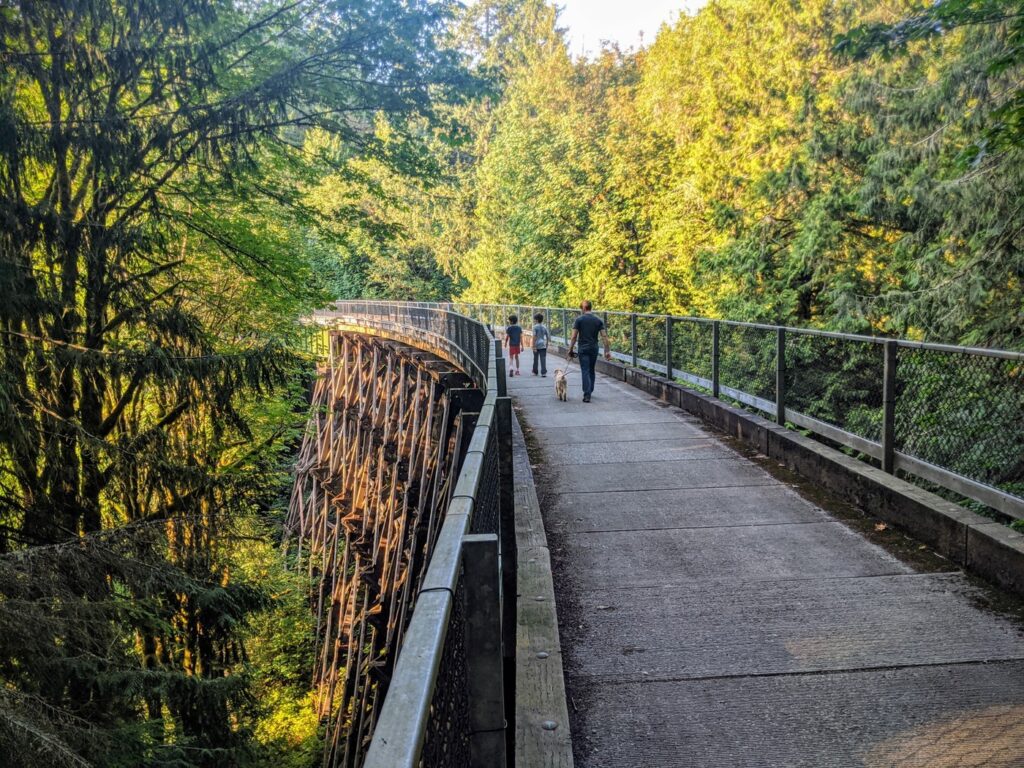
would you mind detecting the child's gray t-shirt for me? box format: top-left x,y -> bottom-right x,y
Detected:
532,323 -> 549,349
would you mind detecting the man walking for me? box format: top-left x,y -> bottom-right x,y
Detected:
566,300 -> 612,402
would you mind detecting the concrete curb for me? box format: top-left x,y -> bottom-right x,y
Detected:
511,407 -> 574,768
546,345 -> 1024,598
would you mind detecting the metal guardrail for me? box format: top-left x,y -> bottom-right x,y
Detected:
302,298 -> 1021,762
314,300 -> 494,390
310,301 -> 514,768
455,302 -> 1024,521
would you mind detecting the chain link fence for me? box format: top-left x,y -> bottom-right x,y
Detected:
895,346 -> 1024,506
718,322 -> 777,405
634,314 -> 667,370
420,577 -> 472,768
671,318 -> 715,388
467,303 -> 1023,522
471,426 -> 502,536
786,331 -> 885,444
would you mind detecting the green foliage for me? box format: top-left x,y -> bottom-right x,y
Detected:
830,2 -> 1024,345
0,0 -> 463,764
449,0 -> 1024,349
236,519 -> 321,768
4,0 -> 1024,762
442,0 -> 1024,513
838,0 -> 1024,151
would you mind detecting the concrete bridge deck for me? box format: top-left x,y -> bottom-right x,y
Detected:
507,362 -> 1024,767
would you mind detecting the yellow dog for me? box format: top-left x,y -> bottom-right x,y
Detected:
553,368 -> 569,401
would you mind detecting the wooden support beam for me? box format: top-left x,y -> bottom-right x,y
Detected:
284,331 -> 487,768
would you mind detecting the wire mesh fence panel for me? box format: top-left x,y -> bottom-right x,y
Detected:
786,333 -> 885,442
541,307 -> 561,344
671,319 -> 714,387
566,308 -> 582,344
521,305 -> 533,331
420,576 -> 472,768
545,307 -> 579,345
456,303 -> 483,326
895,347 -> 1024,501
605,312 -> 633,358
718,323 -> 777,404
635,315 -> 667,370
512,305 -> 525,329
471,429 -> 501,536
510,305 -> 529,329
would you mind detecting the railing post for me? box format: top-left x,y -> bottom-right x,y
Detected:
462,533 -> 507,768
630,313 -> 638,368
561,309 -> 569,347
882,340 -> 897,473
665,316 -> 673,380
494,339 -> 507,397
776,327 -> 786,425
494,396 -> 515,667
712,321 -> 720,398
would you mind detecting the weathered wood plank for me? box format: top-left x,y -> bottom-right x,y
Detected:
512,411 -> 574,768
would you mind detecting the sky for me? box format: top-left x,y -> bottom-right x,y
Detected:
558,0 -> 708,58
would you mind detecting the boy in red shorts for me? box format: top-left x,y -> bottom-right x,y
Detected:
505,315 -> 523,376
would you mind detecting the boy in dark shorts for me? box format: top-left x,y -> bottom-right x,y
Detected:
531,312 -> 549,376
505,315 -> 523,376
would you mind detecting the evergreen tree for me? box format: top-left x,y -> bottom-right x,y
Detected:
0,0 -> 461,763
835,0 -> 1024,344
445,0 -> 1024,347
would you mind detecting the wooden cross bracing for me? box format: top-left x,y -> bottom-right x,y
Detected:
285,333 -> 472,767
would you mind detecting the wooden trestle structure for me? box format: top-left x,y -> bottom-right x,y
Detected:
285,332 -> 478,767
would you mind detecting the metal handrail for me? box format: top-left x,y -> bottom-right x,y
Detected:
314,300 -> 494,390
463,301 -> 1024,520
461,301 -> 1024,359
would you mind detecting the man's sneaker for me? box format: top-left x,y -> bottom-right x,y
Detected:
582,394 -> 591,403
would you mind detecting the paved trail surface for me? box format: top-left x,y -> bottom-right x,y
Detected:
508,362 -> 1024,768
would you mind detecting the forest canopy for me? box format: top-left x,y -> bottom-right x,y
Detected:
0,0 -> 465,764
446,0 -> 1024,349
1,0 -> 1022,766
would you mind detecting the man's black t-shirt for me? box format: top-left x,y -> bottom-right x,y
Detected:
573,313 -> 604,352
